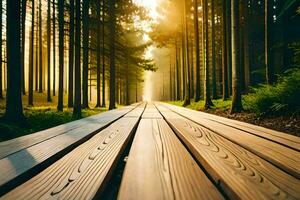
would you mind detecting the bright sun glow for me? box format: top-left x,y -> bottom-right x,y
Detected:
134,0 -> 159,20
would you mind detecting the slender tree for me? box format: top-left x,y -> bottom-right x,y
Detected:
0,0 -> 3,99
243,0 -> 250,90
4,0 -> 25,121
194,0 -> 201,102
53,0 -> 56,96
73,0 -> 82,118
109,0 -> 116,110
230,0 -> 243,113
82,0 -> 90,109
102,0 -> 106,107
226,0 -> 232,95
265,0 -> 274,84
96,0 -> 101,107
222,0 -> 229,100
203,0 -> 214,109
38,0 -> 43,93
21,0 -> 27,95
68,0 -> 74,107
211,0 -> 217,99
57,0 -> 64,111
47,0 -> 52,102
175,39 -> 181,101
29,0 -> 35,106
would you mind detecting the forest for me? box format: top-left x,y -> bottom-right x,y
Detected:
0,0 -> 299,141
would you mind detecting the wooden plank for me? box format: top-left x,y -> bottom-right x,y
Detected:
157,108 -> 300,199
159,103 -> 300,151
0,104 -> 144,195
157,103 -> 300,178
142,104 -> 163,119
0,104 -> 140,159
1,116 -> 141,200
118,119 -> 224,200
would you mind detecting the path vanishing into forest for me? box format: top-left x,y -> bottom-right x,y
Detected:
0,102 -> 299,199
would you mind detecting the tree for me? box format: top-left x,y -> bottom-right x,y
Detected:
211,0 -> 217,99
96,0 -> 101,107
73,0 -> 81,118
57,0 -> 64,111
68,0 -> 74,107
109,0 -> 116,110
265,0 -> 274,84
21,0 -> 27,95
38,0 -> 43,93
53,0 -> 56,96
47,0 -> 52,102
101,0 -> 106,108
0,0 -> 3,99
194,0 -> 201,102
4,0 -> 25,121
230,0 -> 243,113
28,0 -> 35,106
203,0 -> 214,109
222,0 -> 229,100
82,0 -> 90,109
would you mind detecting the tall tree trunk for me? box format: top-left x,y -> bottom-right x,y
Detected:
265,0 -> 274,84
21,0 -> 27,95
108,0 -> 116,110
29,0 -> 34,106
0,0 -> 3,99
38,0 -> 43,93
68,0 -> 74,107
52,0 -> 56,96
230,0 -> 243,113
95,0 -> 101,107
222,0 -> 229,100
102,0 -> 106,107
82,0 -> 89,109
211,0 -> 217,99
47,0 -> 52,102
183,0 -> 190,107
35,11 -> 38,92
226,0 -> 232,95
175,39 -> 180,100
57,0 -> 64,111
73,0 -> 81,118
203,0 -> 214,109
243,1 -> 250,90
125,59 -> 130,105
5,0 -> 25,121
181,23 -> 186,101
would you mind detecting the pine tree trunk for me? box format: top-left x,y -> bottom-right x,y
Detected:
183,0 -> 190,107
175,40 -> 181,100
230,0 -> 243,113
222,0 -> 229,100
68,0 -> 74,107
5,0 -> 25,121
203,0 -> 214,109
0,0 -> 3,99
52,0 -> 56,96
47,0 -> 52,102
35,12 -> 38,92
21,0 -> 27,95
82,0 -> 89,109
226,0 -> 232,95
29,0 -> 34,105
95,0 -> 101,107
109,0 -> 116,110
38,0 -> 43,93
102,0 -> 106,107
265,0 -> 274,84
243,1 -> 250,90
73,0 -> 81,118
57,0 -> 64,111
211,0 -> 217,99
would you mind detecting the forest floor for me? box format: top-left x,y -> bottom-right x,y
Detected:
168,100 -> 300,137
0,92 -> 109,142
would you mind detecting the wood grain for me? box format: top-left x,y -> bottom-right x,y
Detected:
0,104 -> 140,159
157,103 -> 300,178
159,102 -> 300,151
157,108 -> 300,199
0,104 -> 145,194
118,119 -> 223,200
1,116 -> 141,200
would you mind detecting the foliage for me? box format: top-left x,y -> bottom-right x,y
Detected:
244,69 -> 300,116
289,42 -> 300,67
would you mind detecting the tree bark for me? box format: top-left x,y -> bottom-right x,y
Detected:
203,0 -> 214,109
222,0 -> 229,100
82,0 -> 90,109
230,0 -> 243,113
226,0 -> 232,95
73,0 -> 81,118
21,0 -> 27,95
57,0 -> 64,111
243,1 -> 250,90
211,0 -> 217,99
95,0 -> 101,107
265,0 -> 274,84
38,0 -> 43,93
5,0 -> 25,121
47,0 -> 52,102
175,39 -> 181,101
0,0 -> 3,99
109,0 -> 116,110
52,0 -> 56,96
68,0 -> 74,107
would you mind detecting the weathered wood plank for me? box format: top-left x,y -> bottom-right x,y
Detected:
157,103 -> 300,178
1,115 -> 142,200
142,104 -> 163,119
160,103 -> 300,151
157,107 -> 300,199
0,104 -> 139,159
118,119 -> 224,200
0,103 -> 145,195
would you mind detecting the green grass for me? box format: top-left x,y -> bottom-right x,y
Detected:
0,92 -> 110,142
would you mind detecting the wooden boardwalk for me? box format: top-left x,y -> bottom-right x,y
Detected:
0,102 -> 299,200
